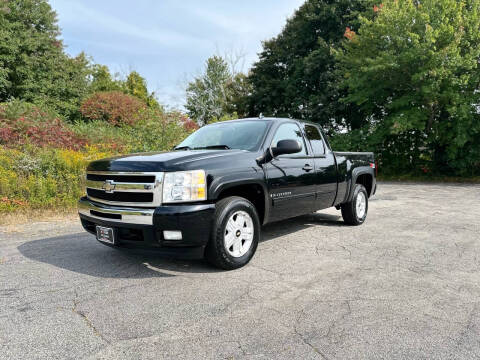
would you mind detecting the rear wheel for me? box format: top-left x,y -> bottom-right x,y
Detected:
341,184 -> 368,225
205,196 -> 260,270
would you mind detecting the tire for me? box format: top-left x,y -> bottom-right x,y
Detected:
205,196 -> 261,270
341,184 -> 368,226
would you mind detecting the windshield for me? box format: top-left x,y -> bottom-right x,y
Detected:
176,120 -> 269,151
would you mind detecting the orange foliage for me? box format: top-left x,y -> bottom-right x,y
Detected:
80,91 -> 146,126
0,106 -> 86,149
344,27 -> 356,40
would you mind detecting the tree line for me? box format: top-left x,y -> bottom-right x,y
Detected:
1,0 -> 479,177
0,0 -> 161,122
186,0 -> 480,176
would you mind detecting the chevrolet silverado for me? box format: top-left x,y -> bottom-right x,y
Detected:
79,118 -> 376,269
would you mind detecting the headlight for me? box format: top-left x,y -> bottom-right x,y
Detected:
163,170 -> 206,203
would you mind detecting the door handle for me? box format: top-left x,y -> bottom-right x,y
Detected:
302,164 -> 313,172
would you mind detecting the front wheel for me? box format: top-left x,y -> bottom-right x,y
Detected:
205,196 -> 261,270
341,184 -> 368,225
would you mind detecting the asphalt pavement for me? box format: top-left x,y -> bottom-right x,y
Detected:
1,182 -> 480,359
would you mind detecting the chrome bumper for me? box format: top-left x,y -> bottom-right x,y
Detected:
78,197 -> 154,225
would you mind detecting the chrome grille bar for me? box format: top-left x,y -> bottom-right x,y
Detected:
86,171 -> 163,207
86,180 -> 154,192
78,197 -> 154,225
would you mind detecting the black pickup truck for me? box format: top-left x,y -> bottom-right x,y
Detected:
79,117 -> 376,269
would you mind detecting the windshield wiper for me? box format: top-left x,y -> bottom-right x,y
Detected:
194,145 -> 231,150
174,146 -> 192,150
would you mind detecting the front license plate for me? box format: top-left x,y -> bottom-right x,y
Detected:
96,226 -> 115,244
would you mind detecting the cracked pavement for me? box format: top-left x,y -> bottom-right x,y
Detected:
1,182 -> 480,359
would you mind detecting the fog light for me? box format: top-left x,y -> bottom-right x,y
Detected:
163,230 -> 182,240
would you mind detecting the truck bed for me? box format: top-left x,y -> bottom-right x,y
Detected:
333,151 -> 376,204
334,151 -> 375,162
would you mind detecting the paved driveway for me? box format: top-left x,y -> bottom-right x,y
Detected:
1,183 -> 480,359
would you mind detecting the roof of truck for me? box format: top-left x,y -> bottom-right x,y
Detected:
217,117 -> 320,127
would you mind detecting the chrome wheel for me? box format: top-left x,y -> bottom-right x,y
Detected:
356,191 -> 367,218
224,210 -> 254,258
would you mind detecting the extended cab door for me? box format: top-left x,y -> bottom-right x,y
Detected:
265,122 -> 317,222
303,124 -> 337,210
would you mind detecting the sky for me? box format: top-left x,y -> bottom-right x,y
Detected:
49,0 -> 305,109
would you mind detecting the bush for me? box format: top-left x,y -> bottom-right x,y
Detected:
70,110 -> 195,153
0,101 -> 86,149
126,111 -> 192,152
0,101 -> 197,214
80,91 -> 146,126
330,128 -> 447,177
0,145 -> 117,212
180,115 -> 199,132
68,120 -> 130,152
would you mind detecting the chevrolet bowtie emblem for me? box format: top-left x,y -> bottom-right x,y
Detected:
102,180 -> 116,193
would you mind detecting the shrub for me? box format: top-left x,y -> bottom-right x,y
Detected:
0,101 -> 86,149
80,91 -> 146,126
0,101 -> 197,214
179,114 -> 199,132
330,128 -> 433,176
126,111 -> 191,152
68,120 -> 130,153
70,110 -> 195,153
0,145 -> 118,212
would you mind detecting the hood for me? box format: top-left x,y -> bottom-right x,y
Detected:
87,149 -> 254,172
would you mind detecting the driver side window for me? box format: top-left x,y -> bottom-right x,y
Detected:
271,123 -> 307,156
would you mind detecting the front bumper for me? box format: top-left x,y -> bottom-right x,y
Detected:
78,197 -> 215,258
78,197 -> 155,225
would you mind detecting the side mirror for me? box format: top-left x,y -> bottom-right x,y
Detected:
271,139 -> 302,157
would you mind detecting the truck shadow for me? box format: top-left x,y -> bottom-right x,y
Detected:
17,212 -> 344,278
262,212 -> 344,243
17,233 -> 210,279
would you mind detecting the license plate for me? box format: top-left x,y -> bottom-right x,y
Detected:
96,226 -> 115,244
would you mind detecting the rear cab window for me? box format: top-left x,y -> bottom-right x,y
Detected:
304,125 -> 326,156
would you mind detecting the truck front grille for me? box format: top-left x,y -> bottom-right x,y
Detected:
86,173 -> 156,183
87,189 -> 154,203
85,171 -> 163,207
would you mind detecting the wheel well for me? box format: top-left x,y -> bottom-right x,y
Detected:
216,184 -> 265,223
356,173 -> 373,197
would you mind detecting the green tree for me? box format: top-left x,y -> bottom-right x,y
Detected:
125,71 -> 161,109
185,56 -> 232,125
88,67 -> 162,110
41,51 -> 91,119
0,0 -> 90,119
247,0 -> 374,131
225,73 -> 252,118
89,64 -> 123,93
336,0 -> 480,175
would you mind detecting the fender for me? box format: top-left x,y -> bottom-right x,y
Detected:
345,166 -> 375,202
208,170 -> 270,225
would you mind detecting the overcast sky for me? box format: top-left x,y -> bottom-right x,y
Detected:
49,0 -> 305,108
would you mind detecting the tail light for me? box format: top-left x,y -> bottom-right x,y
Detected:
370,162 -> 378,176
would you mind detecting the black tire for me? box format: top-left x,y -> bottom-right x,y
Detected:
205,196 -> 261,270
341,184 -> 368,226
